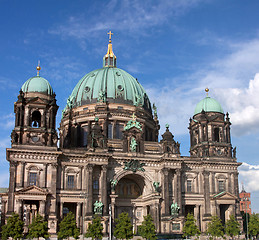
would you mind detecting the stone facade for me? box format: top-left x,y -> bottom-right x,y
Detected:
2,40 -> 243,237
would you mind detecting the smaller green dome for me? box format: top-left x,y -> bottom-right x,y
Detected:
194,96 -> 224,115
21,76 -> 53,95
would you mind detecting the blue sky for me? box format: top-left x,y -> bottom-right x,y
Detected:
1,0 -> 259,212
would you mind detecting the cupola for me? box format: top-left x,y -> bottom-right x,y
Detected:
21,63 -> 54,95
194,88 -> 223,115
103,31 -> 117,67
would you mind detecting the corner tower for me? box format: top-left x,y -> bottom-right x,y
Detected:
11,64 -> 58,147
189,89 -> 233,158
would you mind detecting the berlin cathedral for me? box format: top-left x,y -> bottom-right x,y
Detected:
2,32 -> 242,238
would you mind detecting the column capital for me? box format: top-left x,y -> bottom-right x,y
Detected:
51,162 -> 58,169
86,164 -> 94,172
10,161 -> 18,168
101,165 -> 108,171
203,170 -> 210,177
162,168 -> 169,175
175,168 -> 182,175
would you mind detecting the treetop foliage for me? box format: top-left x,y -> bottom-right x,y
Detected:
182,213 -> 200,238
114,212 -> 133,240
85,215 -> 103,240
138,214 -> 156,240
57,212 -> 80,240
207,215 -> 224,239
225,215 -> 240,238
248,213 -> 259,237
1,212 -> 24,240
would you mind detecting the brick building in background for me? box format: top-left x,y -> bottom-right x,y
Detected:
240,185 -> 251,214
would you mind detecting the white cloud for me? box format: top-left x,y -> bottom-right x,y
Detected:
0,113 -> 14,129
213,73 -> 259,136
239,162 -> 259,192
145,37 -> 259,136
49,0 -> 204,42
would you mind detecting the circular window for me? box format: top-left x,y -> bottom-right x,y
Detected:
84,86 -> 90,93
117,85 -> 124,91
91,73 -> 95,77
116,72 -> 121,76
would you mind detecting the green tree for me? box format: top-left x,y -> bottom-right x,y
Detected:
114,212 -> 133,240
207,215 -> 224,240
182,213 -> 200,238
57,212 -> 80,240
1,212 -> 24,240
138,214 -> 156,240
248,213 -> 259,238
225,215 -> 240,239
27,213 -> 49,240
85,215 -> 103,240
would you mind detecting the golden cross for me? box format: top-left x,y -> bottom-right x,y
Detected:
107,31 -> 113,42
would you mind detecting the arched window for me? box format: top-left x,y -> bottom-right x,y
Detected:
67,175 -> 75,189
29,172 -> 37,186
31,111 -> 41,128
81,125 -> 88,146
214,127 -> 219,142
187,180 -> 192,192
108,123 -> 113,139
218,180 -> 225,192
115,123 -> 123,139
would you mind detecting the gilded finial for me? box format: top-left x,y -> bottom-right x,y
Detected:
107,31 -> 113,43
36,60 -> 41,76
205,88 -> 209,96
103,31 -> 116,67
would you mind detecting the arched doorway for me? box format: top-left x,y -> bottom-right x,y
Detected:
114,174 -> 145,233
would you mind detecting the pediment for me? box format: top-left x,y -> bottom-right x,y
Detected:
212,191 -> 237,200
27,97 -> 48,105
125,126 -> 142,133
15,185 -> 49,195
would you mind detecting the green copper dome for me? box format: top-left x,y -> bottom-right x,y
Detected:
194,96 -> 224,115
21,76 -> 53,95
67,67 -> 151,111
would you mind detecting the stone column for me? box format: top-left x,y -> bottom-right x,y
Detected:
227,173 -> 232,193
50,163 -> 57,215
60,202 -> 64,219
16,199 -> 23,218
41,164 -> 46,188
199,124 -> 204,142
76,203 -> 81,228
83,166 -> 87,191
233,172 -> 241,216
86,164 -> 93,215
40,200 -> 46,217
7,161 -> 17,213
101,165 -> 108,215
211,172 -> 215,194
154,202 -> 160,233
195,173 -> 199,193
203,171 -> 211,215
176,169 -> 182,215
19,162 -> 25,187
230,172 -> 234,194
46,164 -> 51,188
233,172 -> 239,197
162,168 -> 169,216
79,166 -> 83,190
